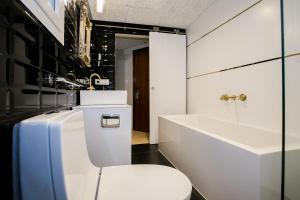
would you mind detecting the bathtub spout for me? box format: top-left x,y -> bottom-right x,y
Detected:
220,94 -> 237,101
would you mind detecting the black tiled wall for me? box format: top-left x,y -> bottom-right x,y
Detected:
90,28 -> 116,90
0,0 -> 85,198
0,1 -> 83,120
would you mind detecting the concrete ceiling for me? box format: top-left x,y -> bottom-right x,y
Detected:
116,38 -> 148,50
88,0 -> 216,28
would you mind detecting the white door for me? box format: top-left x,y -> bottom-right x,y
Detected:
149,32 -> 186,144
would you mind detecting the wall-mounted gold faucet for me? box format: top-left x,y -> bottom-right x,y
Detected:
220,94 -> 247,101
220,94 -> 236,101
88,73 -> 101,90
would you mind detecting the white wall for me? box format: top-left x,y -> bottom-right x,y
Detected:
186,0 -> 300,198
187,0 -> 286,132
115,43 -> 149,106
187,0 -> 300,132
187,0 -> 281,77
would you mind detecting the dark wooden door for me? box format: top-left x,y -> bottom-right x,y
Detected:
133,47 -> 149,132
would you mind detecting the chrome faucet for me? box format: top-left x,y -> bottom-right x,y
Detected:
66,72 -> 76,82
88,73 -> 101,90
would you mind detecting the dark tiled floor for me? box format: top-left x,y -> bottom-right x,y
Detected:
132,144 -> 205,200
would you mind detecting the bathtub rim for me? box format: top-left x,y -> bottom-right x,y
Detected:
159,114 -> 300,155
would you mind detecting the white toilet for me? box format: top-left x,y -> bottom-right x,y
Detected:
13,111 -> 192,200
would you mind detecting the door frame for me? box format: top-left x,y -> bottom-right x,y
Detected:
115,33 -> 186,144
115,34 -> 150,138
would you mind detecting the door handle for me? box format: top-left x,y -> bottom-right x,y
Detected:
135,89 -> 140,100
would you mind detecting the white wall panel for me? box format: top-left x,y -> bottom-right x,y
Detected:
187,0 -> 281,78
286,55 -> 300,137
187,59 -> 282,132
284,0 -> 300,55
187,0 -> 259,45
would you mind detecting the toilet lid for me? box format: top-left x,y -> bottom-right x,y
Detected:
97,165 -> 192,200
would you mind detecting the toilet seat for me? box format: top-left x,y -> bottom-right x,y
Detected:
98,165 -> 192,200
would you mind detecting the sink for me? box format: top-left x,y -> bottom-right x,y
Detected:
80,90 -> 127,105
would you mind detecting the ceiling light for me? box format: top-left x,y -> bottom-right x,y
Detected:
97,0 -> 105,13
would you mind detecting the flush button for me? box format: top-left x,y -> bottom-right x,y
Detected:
101,114 -> 120,128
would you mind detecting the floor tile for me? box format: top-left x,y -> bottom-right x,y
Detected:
132,130 -> 149,145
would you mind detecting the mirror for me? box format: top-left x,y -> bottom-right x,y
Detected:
78,0 -> 92,67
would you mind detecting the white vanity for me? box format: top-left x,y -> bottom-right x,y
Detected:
74,91 -> 131,168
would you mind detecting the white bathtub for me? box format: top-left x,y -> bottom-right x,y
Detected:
158,114 -> 300,200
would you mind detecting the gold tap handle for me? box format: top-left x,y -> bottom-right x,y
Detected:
238,94 -> 247,101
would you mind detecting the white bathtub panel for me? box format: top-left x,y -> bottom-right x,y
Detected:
187,0 -> 281,78
187,59 -> 282,132
158,119 -> 183,168
260,153 -> 281,200
285,149 -> 300,200
161,114 -> 284,152
180,129 -> 261,200
187,0 -> 259,45
159,117 -> 260,200
159,116 -> 282,200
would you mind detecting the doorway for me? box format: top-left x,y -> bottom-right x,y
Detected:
132,47 -> 150,144
115,34 -> 149,145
